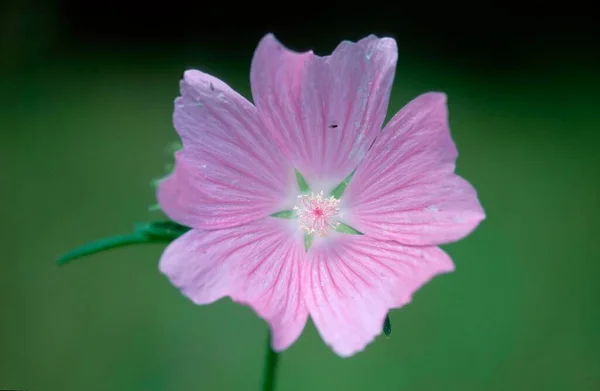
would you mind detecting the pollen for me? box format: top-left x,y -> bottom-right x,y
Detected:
293,191 -> 341,237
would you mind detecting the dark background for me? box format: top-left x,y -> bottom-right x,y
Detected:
3,1 -> 600,68
1,1 -> 599,390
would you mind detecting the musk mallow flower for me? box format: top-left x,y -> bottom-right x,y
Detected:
157,33 -> 485,357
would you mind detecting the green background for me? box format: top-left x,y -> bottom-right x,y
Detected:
1,6 -> 599,390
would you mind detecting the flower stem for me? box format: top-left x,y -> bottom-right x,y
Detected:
262,331 -> 279,391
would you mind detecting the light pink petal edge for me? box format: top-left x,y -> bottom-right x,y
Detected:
159,218 -> 308,351
158,70 -> 295,230
343,92 -> 485,246
250,33 -> 398,190
304,234 -> 455,357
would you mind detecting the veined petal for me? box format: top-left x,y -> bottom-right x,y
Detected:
304,234 -> 454,357
159,70 -> 295,230
343,93 -> 485,246
159,218 -> 308,351
250,33 -> 397,189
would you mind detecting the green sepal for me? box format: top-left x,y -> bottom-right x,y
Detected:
383,314 -> 392,337
295,169 -> 310,193
150,140 -> 181,189
56,221 -> 190,266
167,140 -> 183,153
330,170 -> 355,199
134,221 -> 189,239
304,234 -> 313,252
271,210 -> 295,219
148,203 -> 162,212
150,177 -> 163,189
336,222 -> 363,235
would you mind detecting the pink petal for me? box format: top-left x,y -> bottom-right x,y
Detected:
304,234 -> 454,357
343,93 -> 485,246
250,33 -> 397,189
158,70 -> 295,230
160,218 -> 308,351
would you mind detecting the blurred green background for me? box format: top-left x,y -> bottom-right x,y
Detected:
1,2 -> 599,390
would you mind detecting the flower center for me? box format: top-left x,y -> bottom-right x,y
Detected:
293,191 -> 341,237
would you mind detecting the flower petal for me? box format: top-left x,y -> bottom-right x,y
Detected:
159,218 -> 308,351
250,33 -> 398,189
343,92 -> 485,246
304,234 -> 454,357
159,70 -> 295,230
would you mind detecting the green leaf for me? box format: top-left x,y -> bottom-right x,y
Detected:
56,221 -> 190,266
383,315 -> 392,337
295,169 -> 310,193
304,233 -> 313,252
336,222 -> 363,235
330,170 -> 355,199
271,210 -> 296,219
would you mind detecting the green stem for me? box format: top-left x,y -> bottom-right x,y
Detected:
262,331 -> 280,391
56,232 -> 149,266
56,221 -> 190,266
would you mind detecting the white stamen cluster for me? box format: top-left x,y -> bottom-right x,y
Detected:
293,191 -> 341,237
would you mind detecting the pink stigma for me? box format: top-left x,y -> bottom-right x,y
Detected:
293,191 -> 341,237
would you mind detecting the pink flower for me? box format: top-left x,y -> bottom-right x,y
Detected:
157,34 -> 485,357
